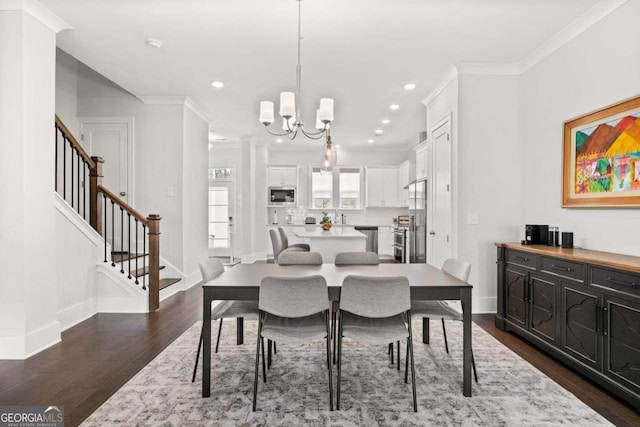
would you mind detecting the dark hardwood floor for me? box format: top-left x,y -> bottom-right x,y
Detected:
1,286 -> 638,426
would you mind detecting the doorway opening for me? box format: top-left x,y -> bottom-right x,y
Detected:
208,167 -> 236,264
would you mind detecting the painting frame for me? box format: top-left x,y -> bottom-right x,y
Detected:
563,95 -> 640,207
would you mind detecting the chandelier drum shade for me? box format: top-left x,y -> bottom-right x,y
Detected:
258,0 -> 335,143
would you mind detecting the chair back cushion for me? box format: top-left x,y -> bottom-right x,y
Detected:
278,251 -> 323,265
269,229 -> 284,259
260,275 -> 328,317
278,227 -> 289,249
340,275 -> 410,318
442,258 -> 471,282
199,258 -> 225,283
335,251 -> 380,265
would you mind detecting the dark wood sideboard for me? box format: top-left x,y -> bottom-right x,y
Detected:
495,243 -> 640,410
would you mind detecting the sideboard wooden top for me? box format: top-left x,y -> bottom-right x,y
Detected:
495,242 -> 640,273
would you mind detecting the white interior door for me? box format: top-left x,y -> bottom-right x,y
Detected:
208,167 -> 235,259
80,118 -> 133,252
430,116 -> 452,268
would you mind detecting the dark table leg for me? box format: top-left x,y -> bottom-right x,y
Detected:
202,289 -> 211,397
237,317 -> 244,345
461,287 -> 472,397
422,317 -> 430,344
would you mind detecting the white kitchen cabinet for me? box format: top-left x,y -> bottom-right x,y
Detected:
415,144 -> 428,181
366,167 -> 399,207
378,226 -> 393,256
398,161 -> 410,207
268,166 -> 298,187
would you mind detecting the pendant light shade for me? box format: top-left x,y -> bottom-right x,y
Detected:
320,136 -> 337,172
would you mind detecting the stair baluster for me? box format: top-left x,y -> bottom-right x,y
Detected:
103,193 -> 107,263
127,213 -> 132,279
111,200 -> 115,267
134,219 -> 139,285
142,225 -> 147,291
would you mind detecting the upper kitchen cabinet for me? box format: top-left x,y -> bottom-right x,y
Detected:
268,166 -> 298,187
365,166 -> 399,207
398,161 -> 410,207
415,143 -> 428,181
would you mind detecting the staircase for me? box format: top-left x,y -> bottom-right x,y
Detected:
54,115 -> 181,311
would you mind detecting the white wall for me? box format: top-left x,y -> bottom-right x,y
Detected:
182,107 -> 209,278
520,0 -> 640,256
457,74 -> 523,313
55,48 -> 79,136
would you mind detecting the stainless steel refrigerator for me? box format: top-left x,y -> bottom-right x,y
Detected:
408,180 -> 427,263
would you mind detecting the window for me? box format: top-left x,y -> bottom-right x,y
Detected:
311,168 -> 333,208
208,167 -> 232,180
208,187 -> 230,248
310,166 -> 362,209
339,168 -> 361,209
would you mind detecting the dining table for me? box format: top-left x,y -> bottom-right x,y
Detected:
201,262 -> 473,398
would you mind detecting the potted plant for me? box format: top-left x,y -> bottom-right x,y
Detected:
320,211 -> 332,231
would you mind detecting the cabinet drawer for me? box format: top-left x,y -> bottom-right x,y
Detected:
506,250 -> 537,270
592,267 -> 640,297
540,256 -> 585,282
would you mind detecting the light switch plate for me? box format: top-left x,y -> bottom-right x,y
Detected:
467,213 -> 479,225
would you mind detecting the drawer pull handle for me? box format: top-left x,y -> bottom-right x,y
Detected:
606,276 -> 637,288
550,264 -> 572,272
515,256 -> 529,262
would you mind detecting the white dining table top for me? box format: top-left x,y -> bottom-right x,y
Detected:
203,262 -> 470,289
292,228 -> 367,239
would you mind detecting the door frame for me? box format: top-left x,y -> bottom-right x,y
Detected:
78,116 -> 135,207
427,112 -> 455,266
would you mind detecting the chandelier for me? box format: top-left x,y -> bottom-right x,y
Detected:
258,0 -> 337,170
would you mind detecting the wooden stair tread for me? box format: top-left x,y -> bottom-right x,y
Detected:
111,252 -> 148,263
131,265 -> 166,278
159,278 -> 181,290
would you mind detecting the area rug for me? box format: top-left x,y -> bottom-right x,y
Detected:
81,319 -> 610,426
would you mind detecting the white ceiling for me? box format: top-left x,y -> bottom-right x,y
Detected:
44,0 -> 600,149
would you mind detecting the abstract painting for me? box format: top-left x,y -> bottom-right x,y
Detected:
563,95 -> 640,207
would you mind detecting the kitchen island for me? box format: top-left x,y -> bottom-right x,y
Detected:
292,227 -> 366,263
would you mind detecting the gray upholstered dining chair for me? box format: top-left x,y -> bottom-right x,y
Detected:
252,275 -> 332,411
334,251 -> 380,265
191,258 -> 259,382
269,229 -> 304,263
410,258 -> 478,383
277,251 -> 323,265
278,226 -> 310,252
337,275 -> 417,412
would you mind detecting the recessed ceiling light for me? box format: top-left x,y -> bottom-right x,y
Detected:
146,38 -> 162,49
367,139 -> 375,144
389,104 -> 400,111
276,138 -> 283,143
403,83 -> 416,90
381,119 -> 391,125
210,81 -> 225,89
375,129 -> 384,135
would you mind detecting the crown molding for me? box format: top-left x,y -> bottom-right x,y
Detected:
516,0 -> 629,73
421,65 -> 458,107
0,0 -> 71,33
137,95 -> 211,124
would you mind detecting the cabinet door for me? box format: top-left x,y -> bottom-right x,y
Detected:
603,295 -> 640,396
282,167 -> 297,186
529,274 -> 558,344
561,283 -> 601,370
415,146 -> 427,181
505,266 -> 528,328
268,168 -> 283,186
398,162 -> 410,207
383,169 -> 399,206
366,169 -> 385,207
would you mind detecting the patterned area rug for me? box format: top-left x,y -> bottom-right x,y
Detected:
81,320 -> 610,426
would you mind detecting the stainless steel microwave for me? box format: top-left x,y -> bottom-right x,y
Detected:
268,187 -> 296,205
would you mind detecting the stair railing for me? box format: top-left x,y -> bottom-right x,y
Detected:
54,115 -> 161,311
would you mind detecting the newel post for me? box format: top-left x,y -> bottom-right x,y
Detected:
147,214 -> 162,312
89,156 -> 104,234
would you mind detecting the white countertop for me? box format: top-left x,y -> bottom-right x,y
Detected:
266,223 -> 393,228
293,228 -> 367,239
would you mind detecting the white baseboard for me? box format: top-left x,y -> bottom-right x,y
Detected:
0,321 -> 61,360
96,296 -> 148,313
183,270 -> 201,290
57,299 -> 97,331
475,296 -> 497,314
